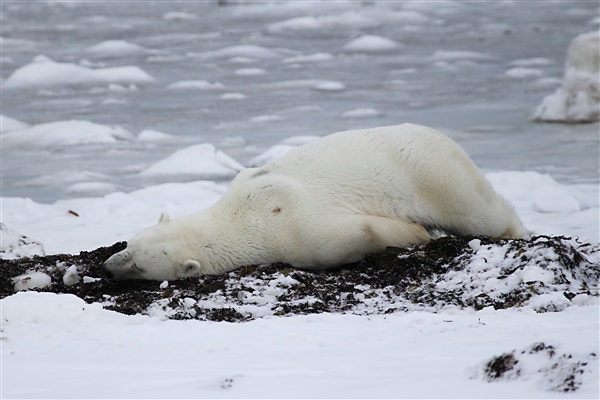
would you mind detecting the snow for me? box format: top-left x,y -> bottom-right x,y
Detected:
534,31 -> 600,123
3,55 -> 155,88
0,223 -> 44,259
486,172 -> 598,242
11,272 -> 52,292
2,292 -> 598,399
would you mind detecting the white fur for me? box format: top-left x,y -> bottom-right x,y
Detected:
102,124 -> 528,281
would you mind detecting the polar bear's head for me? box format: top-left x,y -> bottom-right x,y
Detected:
101,212 -> 204,281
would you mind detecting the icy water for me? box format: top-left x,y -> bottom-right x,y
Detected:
1,0 -> 599,203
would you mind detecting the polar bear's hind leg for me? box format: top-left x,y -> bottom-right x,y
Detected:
360,215 -> 432,249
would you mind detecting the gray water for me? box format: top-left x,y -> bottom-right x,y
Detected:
2,0 -> 599,203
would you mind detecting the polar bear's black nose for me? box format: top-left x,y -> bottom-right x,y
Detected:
101,262 -> 114,280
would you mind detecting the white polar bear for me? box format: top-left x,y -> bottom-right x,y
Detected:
102,123 -> 528,281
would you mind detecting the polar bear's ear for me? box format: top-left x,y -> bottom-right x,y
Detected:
158,211 -> 171,224
181,260 -> 201,277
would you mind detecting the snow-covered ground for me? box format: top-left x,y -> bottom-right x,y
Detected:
1,1 -> 599,398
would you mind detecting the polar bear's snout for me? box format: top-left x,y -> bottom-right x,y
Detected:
100,261 -> 114,279
101,249 -> 132,280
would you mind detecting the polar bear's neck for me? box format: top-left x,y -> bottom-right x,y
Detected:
189,207 -> 277,275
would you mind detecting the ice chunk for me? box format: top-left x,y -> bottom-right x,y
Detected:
0,114 -> 29,133
137,129 -> 175,141
1,119 -> 134,148
268,12 -> 378,35
139,143 -> 244,181
3,55 -> 155,88
194,45 -> 282,60
249,135 -> 320,166
167,80 -> 224,90
85,40 -> 150,58
342,108 -> 380,118
343,35 -> 400,53
13,272 -> 52,291
533,31 -> 600,123
63,265 -> 80,286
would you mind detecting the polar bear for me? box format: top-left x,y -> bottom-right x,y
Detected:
102,123 -> 528,281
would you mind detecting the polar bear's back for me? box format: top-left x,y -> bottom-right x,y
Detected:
265,123 -> 480,203
270,123 -> 464,172
253,123 -> 519,237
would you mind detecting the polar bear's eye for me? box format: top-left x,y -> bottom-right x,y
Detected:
131,263 -> 144,273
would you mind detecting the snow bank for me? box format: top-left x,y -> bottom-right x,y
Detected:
3,55 -> 155,88
1,181 -> 227,255
3,290 -> 596,399
2,292 -> 137,326
65,182 -> 119,197
487,171 -> 598,243
0,119 -> 134,147
139,143 -> 244,182
0,223 -> 45,259
342,34 -> 400,53
533,31 -> 600,123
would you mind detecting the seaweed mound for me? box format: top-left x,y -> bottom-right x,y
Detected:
1,236 -> 598,322
479,342 -> 598,393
